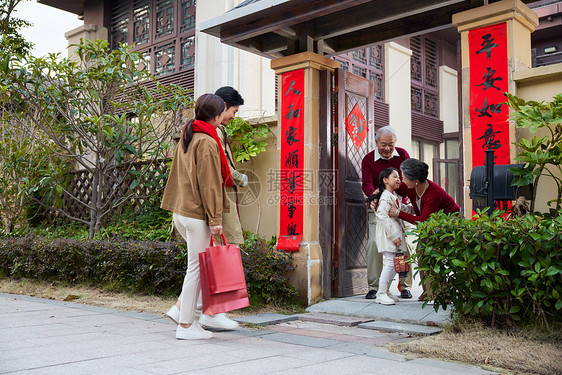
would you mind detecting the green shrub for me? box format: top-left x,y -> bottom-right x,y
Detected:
0,236 -> 187,295
240,231 -> 298,306
0,223 -> 89,239
413,210 -> 562,327
0,231 -> 299,307
0,196 -> 173,242
95,197 -> 173,242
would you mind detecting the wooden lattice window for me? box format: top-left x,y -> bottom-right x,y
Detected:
411,35 -> 439,118
333,44 -> 385,102
110,0 -> 195,91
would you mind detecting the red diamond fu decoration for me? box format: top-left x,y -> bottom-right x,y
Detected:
345,103 -> 368,150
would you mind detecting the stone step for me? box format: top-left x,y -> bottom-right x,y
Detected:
234,312 -> 298,326
358,320 -> 443,335
293,312 -> 373,326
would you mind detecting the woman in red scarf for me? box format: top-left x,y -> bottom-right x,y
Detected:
161,94 -> 238,340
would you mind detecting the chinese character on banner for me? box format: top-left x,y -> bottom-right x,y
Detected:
345,103 -> 369,150
277,69 -> 304,252
469,23 -> 510,167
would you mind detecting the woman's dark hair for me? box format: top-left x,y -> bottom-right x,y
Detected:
181,93 -> 225,153
365,167 -> 398,210
400,158 -> 429,183
214,86 -> 244,108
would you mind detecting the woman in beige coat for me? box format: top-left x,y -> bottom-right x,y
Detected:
161,94 -> 238,340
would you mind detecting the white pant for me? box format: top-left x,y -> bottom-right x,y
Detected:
173,213 -> 210,324
378,251 -> 397,294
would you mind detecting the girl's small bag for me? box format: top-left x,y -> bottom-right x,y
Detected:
393,249 -> 409,277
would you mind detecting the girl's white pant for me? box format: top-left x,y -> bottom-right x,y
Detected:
173,213 -> 210,324
378,251 -> 397,292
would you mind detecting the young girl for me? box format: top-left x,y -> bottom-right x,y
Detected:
368,167 -> 413,305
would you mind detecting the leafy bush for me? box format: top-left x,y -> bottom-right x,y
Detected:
0,196 -> 173,242
0,223 -> 89,240
225,117 -> 271,163
506,93 -> 562,212
95,197 -> 173,242
240,231 -> 298,306
0,231 -> 299,307
0,236 -> 187,295
413,210 -> 562,327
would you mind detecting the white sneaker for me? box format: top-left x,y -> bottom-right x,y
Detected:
199,313 -> 239,330
375,292 -> 396,305
387,293 -> 399,303
165,305 -> 180,325
176,322 -> 213,340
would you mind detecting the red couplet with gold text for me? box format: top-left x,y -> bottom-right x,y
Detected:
469,22 -> 510,167
277,69 -> 304,252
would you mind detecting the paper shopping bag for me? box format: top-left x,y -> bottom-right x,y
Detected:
199,249 -> 250,315
205,234 -> 247,294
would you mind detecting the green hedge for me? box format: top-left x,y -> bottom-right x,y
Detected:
0,232 -> 298,306
240,231 -> 298,305
414,210 -> 562,326
0,236 -> 187,295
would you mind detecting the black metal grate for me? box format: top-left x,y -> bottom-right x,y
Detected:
156,0 -> 175,39
132,0 -> 150,45
345,92 -> 370,181
110,0 -> 195,93
345,203 -> 368,267
411,35 -> 439,118
333,45 -> 385,102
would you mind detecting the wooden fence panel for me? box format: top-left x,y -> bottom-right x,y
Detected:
44,159 -> 170,225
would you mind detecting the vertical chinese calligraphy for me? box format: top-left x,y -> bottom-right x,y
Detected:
277,70 -> 305,252
469,23 -> 510,167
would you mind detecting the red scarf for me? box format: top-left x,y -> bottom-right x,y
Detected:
192,119 -> 234,187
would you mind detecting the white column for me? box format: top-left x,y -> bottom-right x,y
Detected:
195,0 -> 276,119
65,25 -> 108,62
385,42 -> 412,152
439,65 -> 459,134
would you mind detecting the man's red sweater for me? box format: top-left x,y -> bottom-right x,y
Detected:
361,147 -> 410,197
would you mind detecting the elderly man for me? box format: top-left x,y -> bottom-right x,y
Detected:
361,126 -> 412,299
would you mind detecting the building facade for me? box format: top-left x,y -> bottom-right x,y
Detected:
43,0 -> 562,304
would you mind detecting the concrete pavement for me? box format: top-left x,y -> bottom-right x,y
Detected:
0,293 -> 497,375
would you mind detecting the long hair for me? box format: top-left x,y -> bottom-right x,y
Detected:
181,94 -> 225,153
365,167 -> 398,210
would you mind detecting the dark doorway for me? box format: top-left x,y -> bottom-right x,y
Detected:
333,69 -> 376,297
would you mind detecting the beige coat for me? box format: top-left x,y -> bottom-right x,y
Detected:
161,133 -> 229,226
217,125 -> 246,244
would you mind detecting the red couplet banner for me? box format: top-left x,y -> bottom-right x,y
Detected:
469,22 -> 510,167
277,69 -> 304,252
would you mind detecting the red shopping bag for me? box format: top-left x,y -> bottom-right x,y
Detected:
205,234 -> 246,294
199,234 -> 250,315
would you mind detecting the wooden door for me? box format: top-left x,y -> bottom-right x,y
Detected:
334,69 -> 375,297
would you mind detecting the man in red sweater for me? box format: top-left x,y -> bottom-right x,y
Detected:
361,126 -> 413,299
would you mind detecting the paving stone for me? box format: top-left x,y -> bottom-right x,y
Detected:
234,312 -> 298,326
358,320 -> 443,335
308,298 -> 451,327
263,331 -> 342,348
325,341 -> 407,361
294,312 -> 373,326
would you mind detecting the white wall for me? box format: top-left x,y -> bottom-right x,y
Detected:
195,0 -> 276,120
385,42 -> 412,152
439,65 -> 460,134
